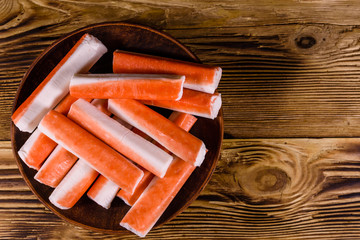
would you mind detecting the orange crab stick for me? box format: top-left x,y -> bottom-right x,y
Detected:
90,99 -> 111,116
17,129 -> 57,170
167,111 -> 198,133
49,159 -> 98,210
118,112 -> 197,206
34,145 -> 78,188
87,125 -> 152,208
12,33 -> 107,133
88,112 -> 196,208
113,50 -> 222,94
85,101 -> 138,209
70,73 -> 185,100
142,88 -> 222,119
117,167 -> 154,206
33,98 -> 108,188
17,94 -> 80,170
38,110 -> 144,193
120,157 -> 196,237
68,99 -> 173,178
108,99 -> 206,166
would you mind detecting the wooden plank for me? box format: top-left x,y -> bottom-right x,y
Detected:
3,1 -> 360,140
3,139 -> 360,239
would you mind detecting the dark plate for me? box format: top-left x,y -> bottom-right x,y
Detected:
11,22 -> 223,234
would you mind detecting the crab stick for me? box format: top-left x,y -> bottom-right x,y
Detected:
118,112 -> 197,206
89,112 -> 196,208
34,145 -> 78,188
142,88 -> 222,119
108,99 -> 206,166
87,125 -> 152,208
86,175 -> 119,209
68,99 -> 173,178
49,159 -> 98,209
38,110 -> 144,193
113,50 -> 222,94
85,100 -> 136,208
168,111 -> 198,133
117,167 -> 154,206
12,33 -> 107,133
17,129 -> 58,170
17,95 -> 80,170
70,73 -> 185,100
120,156 -> 196,237
33,98 -> 108,188
90,98 -> 111,116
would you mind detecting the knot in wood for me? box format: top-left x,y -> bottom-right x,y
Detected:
295,36 -> 316,49
254,167 -> 288,192
283,25 -> 334,55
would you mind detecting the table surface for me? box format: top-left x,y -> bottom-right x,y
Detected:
2,0 -> 360,239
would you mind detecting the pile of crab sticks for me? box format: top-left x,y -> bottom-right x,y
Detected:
12,33 -> 222,237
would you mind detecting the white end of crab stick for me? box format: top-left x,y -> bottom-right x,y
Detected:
70,73 -> 185,100
68,99 -> 173,178
49,159 -> 98,210
38,110 -> 144,193
87,175 -> 119,209
34,145 -> 78,188
12,34 -> 107,133
120,156 -> 196,237
108,99 -> 207,167
142,89 -> 222,119
113,50 -> 222,94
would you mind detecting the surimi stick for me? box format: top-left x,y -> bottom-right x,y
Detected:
88,112 -> 197,208
86,175 -> 119,209
142,88 -> 222,119
54,95 -> 91,114
54,95 -> 83,115
49,159 -> 98,210
38,110 -> 144,193
17,129 -> 57,170
87,125 -> 152,208
113,50 -> 222,94
34,145 -> 78,188
90,99 -> 111,116
12,33 -> 107,133
120,157 -> 195,237
17,94 -> 80,170
33,98 -> 110,188
86,100 -> 136,208
168,111 -> 198,133
108,99 -> 207,167
117,168 -> 154,206
68,99 -> 173,178
70,73 -> 185,100
118,112 -> 197,206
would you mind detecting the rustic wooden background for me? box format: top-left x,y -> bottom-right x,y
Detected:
2,0 -> 360,239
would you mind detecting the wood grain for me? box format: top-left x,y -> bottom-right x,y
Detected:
3,139 -> 360,239
3,1 -> 360,139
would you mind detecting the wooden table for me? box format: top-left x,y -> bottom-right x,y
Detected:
2,1 -> 360,239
